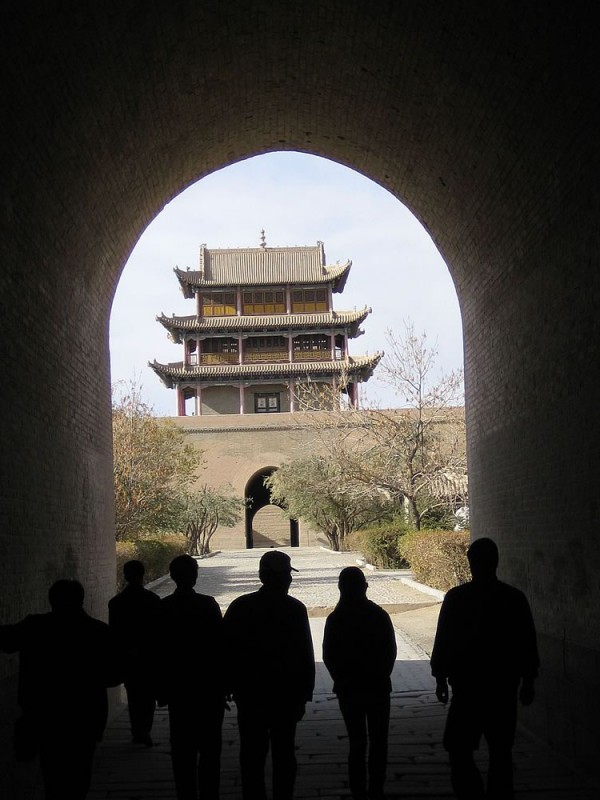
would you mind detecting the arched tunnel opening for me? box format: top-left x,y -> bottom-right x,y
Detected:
244,467 -> 299,549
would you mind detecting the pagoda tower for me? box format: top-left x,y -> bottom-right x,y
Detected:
150,237 -> 381,416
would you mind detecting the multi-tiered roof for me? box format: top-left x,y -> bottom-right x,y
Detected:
150,239 -> 381,415
175,241 -> 351,294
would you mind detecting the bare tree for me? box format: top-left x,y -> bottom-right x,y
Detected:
292,322 -> 467,530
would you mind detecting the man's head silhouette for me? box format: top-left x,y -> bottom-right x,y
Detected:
48,579 -> 85,614
259,551 -> 297,593
467,537 -> 499,582
123,559 -> 145,585
338,566 -> 368,600
169,554 -> 199,589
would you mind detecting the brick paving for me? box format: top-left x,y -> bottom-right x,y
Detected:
87,548 -> 597,799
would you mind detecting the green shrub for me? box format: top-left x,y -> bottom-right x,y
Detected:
397,529 -> 470,591
115,533 -> 189,589
346,524 -> 410,569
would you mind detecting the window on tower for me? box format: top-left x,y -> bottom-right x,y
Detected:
198,337 -> 239,364
291,287 -> 328,313
203,338 -> 239,354
293,334 -> 329,351
200,291 -> 237,316
242,289 -> 285,315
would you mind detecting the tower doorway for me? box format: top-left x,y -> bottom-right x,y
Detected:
244,466 -> 299,549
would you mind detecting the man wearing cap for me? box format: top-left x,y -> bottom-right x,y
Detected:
223,550 -> 315,800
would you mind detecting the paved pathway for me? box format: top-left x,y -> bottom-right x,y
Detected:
150,547 -> 433,612
87,548 -> 597,799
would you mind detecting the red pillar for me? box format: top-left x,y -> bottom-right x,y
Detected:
176,386 -> 186,416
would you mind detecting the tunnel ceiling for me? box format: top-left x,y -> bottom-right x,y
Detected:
2,2 -> 594,308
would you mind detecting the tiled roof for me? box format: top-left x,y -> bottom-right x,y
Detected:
428,470 -> 469,499
157,308 -> 371,341
175,242 -> 351,296
149,354 -> 382,388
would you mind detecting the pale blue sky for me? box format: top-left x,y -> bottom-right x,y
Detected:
109,152 -> 463,415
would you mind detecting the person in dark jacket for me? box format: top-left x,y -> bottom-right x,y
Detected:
223,550 -> 315,800
0,579 -> 122,800
108,559 -> 162,746
323,566 -> 397,800
159,554 -> 225,800
430,537 -> 539,800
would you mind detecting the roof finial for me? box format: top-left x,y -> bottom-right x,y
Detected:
260,229 -> 266,249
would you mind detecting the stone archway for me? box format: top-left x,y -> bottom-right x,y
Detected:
1,4 -> 599,787
244,467 -> 299,549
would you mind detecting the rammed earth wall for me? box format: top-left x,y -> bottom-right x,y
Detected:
169,413 -> 324,548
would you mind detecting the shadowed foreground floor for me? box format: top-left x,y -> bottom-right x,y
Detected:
68,550 -> 598,798
87,654 -> 597,799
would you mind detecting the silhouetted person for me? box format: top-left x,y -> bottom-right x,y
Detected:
159,554 -> 225,800
109,559 -> 162,746
0,579 -> 122,800
223,550 -> 315,800
430,537 -> 539,800
323,566 -> 397,800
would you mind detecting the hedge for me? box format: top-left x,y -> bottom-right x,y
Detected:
115,534 -> 189,589
346,525 -> 409,569
397,529 -> 470,591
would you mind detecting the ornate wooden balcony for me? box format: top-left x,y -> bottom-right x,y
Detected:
244,350 -> 289,363
193,353 -> 240,365
294,350 -> 340,362
190,350 -> 346,366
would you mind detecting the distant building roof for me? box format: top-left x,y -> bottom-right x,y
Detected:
175,241 -> 351,296
428,470 -> 469,500
149,354 -> 382,388
157,308 -> 372,342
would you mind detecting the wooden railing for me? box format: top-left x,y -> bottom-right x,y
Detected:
244,350 -> 289,364
190,350 -> 346,366
293,350 -> 335,362
194,353 -> 239,365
